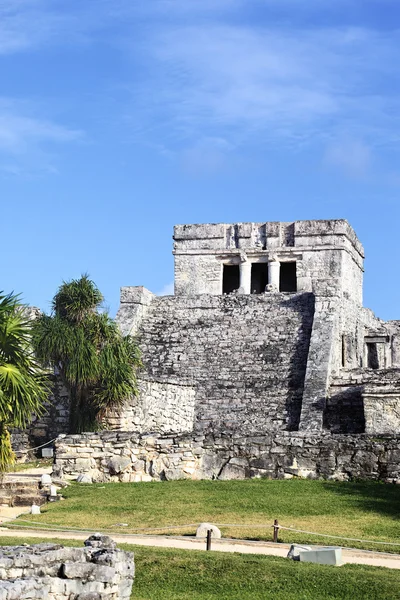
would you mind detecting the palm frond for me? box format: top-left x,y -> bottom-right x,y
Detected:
0,291 -> 49,463
53,274 -> 103,322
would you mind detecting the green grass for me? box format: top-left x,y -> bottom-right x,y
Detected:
8,479 -> 400,553
0,536 -> 398,599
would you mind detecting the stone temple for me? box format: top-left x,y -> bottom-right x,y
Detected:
113,219 -> 400,437
19,220 -> 400,482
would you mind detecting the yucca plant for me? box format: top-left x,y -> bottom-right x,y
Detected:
0,293 -> 49,472
32,275 -> 141,433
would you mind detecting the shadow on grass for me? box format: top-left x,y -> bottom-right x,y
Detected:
321,480 -> 400,520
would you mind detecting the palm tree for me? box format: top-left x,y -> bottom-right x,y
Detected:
0,293 -> 48,471
33,275 -> 141,433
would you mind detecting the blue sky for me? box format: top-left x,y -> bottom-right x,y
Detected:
1,0 -> 400,319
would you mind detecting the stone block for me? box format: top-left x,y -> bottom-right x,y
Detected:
120,286 -> 154,305
41,448 -> 54,458
164,468 -> 185,481
108,457 -> 132,475
287,544 -> 312,560
299,547 -> 342,566
40,474 -> 52,486
196,523 -> 222,539
218,461 -> 247,480
76,474 -> 93,484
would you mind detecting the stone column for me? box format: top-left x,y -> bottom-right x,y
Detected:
239,261 -> 251,294
391,334 -> 400,367
268,260 -> 280,291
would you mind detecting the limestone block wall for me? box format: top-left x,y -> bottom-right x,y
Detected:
11,378 -> 70,460
364,395 -> 400,434
0,535 -> 134,599
116,286 -> 155,336
324,377 -> 365,434
107,378 -> 196,434
28,378 -> 70,445
174,220 -> 364,303
123,292 -> 315,434
54,431 -> 400,483
10,431 -> 31,461
326,369 -> 400,434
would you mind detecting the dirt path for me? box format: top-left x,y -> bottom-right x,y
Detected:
4,466 -> 53,481
0,527 -> 398,570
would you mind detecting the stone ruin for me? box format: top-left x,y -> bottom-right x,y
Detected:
114,219 -> 400,437
15,220 -> 400,482
0,534 -> 134,599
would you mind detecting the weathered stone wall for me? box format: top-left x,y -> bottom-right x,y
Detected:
108,378 -> 196,434
11,378 -> 70,460
54,431 -> 400,483
326,369 -> 400,435
324,385 -> 365,434
117,292 -> 314,434
0,534 -> 134,599
10,430 -> 31,461
15,219 -> 400,458
298,281 -> 340,431
173,220 -> 364,302
28,378 -> 70,446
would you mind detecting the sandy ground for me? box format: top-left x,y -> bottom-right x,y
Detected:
4,465 -> 53,481
0,527 -> 398,570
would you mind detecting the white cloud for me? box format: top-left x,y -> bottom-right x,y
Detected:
181,137 -> 234,176
0,1 -> 65,54
0,99 -> 83,173
0,0 -> 100,55
0,105 -> 82,153
1,0 -> 399,168
324,138 -> 372,178
126,21 -> 400,156
157,282 -> 174,296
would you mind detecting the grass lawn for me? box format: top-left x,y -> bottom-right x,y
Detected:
0,536 -> 398,600
9,479 -> 400,553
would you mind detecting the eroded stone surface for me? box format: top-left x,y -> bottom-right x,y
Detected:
196,523 -> 222,539
53,431 -> 400,483
0,536 -> 134,600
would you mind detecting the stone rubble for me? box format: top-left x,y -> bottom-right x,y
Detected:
0,535 -> 134,600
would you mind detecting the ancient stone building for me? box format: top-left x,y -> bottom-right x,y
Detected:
113,219 -> 400,438
21,220 -> 400,482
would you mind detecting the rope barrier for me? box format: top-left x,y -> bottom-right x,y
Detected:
277,525 -> 400,547
0,516 -> 399,547
24,438 -> 58,453
0,516 -> 201,534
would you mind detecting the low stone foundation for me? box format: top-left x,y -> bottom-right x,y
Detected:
0,534 -> 134,600
54,431 -> 400,483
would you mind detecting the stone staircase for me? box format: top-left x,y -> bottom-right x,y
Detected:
0,481 -> 48,507
136,293 -> 314,434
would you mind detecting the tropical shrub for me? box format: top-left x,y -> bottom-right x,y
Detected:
0,293 -> 48,471
33,275 -> 141,433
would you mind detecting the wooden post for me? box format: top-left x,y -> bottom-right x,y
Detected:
206,529 -> 212,551
273,519 -> 279,543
